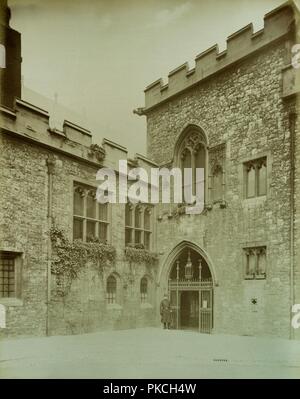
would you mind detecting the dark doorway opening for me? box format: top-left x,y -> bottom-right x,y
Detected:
180,291 -> 199,329
168,246 -> 213,333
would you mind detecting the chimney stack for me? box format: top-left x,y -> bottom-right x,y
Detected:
0,0 -> 21,109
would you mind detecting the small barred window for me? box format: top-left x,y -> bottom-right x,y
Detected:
0,253 -> 19,298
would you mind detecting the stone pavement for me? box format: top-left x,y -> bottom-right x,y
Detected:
1,328 -> 300,379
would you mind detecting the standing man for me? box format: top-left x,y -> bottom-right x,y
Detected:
160,293 -> 172,329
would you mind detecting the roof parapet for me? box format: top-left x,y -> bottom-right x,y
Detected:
102,138 -> 128,153
0,97 -> 106,166
63,119 -> 92,147
2,96 -> 159,170
63,120 -> 92,137
15,98 -> 49,118
143,3 -> 294,111
135,153 -> 159,167
0,104 -> 16,118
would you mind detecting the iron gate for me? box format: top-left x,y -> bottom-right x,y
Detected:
169,279 -> 213,333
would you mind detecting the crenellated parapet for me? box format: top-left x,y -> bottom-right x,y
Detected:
102,137 -> 159,175
142,3 -> 295,112
0,98 -> 104,166
0,98 -> 155,172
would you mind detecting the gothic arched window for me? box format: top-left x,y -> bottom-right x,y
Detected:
86,190 -> 97,241
73,183 -> 110,242
74,187 -> 84,216
125,203 -> 133,246
73,186 -> 85,240
258,162 -> 267,196
140,277 -> 148,303
134,205 -> 142,244
144,207 -> 151,250
244,246 -> 267,279
244,157 -> 267,198
107,274 -> 117,304
125,203 -> 152,249
177,127 -> 207,204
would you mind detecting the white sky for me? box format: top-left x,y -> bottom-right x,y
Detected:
9,0 -> 284,156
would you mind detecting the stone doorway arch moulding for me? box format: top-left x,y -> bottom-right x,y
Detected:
157,240 -> 218,291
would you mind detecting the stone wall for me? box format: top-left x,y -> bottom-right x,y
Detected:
293,100 -> 300,340
0,102 -> 158,337
0,1 -> 299,340
0,135 -> 48,336
145,39 -> 295,338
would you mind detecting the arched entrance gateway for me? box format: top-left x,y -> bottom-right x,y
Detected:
164,244 -> 214,333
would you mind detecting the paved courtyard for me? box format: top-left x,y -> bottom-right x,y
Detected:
1,328 -> 300,379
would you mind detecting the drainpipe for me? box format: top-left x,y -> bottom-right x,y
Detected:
289,111 -> 296,340
46,155 -> 55,336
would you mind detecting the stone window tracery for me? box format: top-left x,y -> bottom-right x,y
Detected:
244,157 -> 267,198
73,184 -> 109,242
125,203 -> 152,250
244,246 -> 267,279
178,130 -> 207,203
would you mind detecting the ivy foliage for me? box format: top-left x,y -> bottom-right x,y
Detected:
50,226 -> 116,295
124,243 -> 158,266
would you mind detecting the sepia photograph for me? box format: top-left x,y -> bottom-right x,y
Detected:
0,0 -> 300,384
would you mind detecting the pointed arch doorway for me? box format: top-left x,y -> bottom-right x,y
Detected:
168,246 -> 214,333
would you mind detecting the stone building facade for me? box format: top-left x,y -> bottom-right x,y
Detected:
0,1 -> 300,339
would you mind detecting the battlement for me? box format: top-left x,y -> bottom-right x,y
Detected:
143,3 -> 294,111
0,98 -> 155,172
101,138 -> 159,173
0,98 -> 103,166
